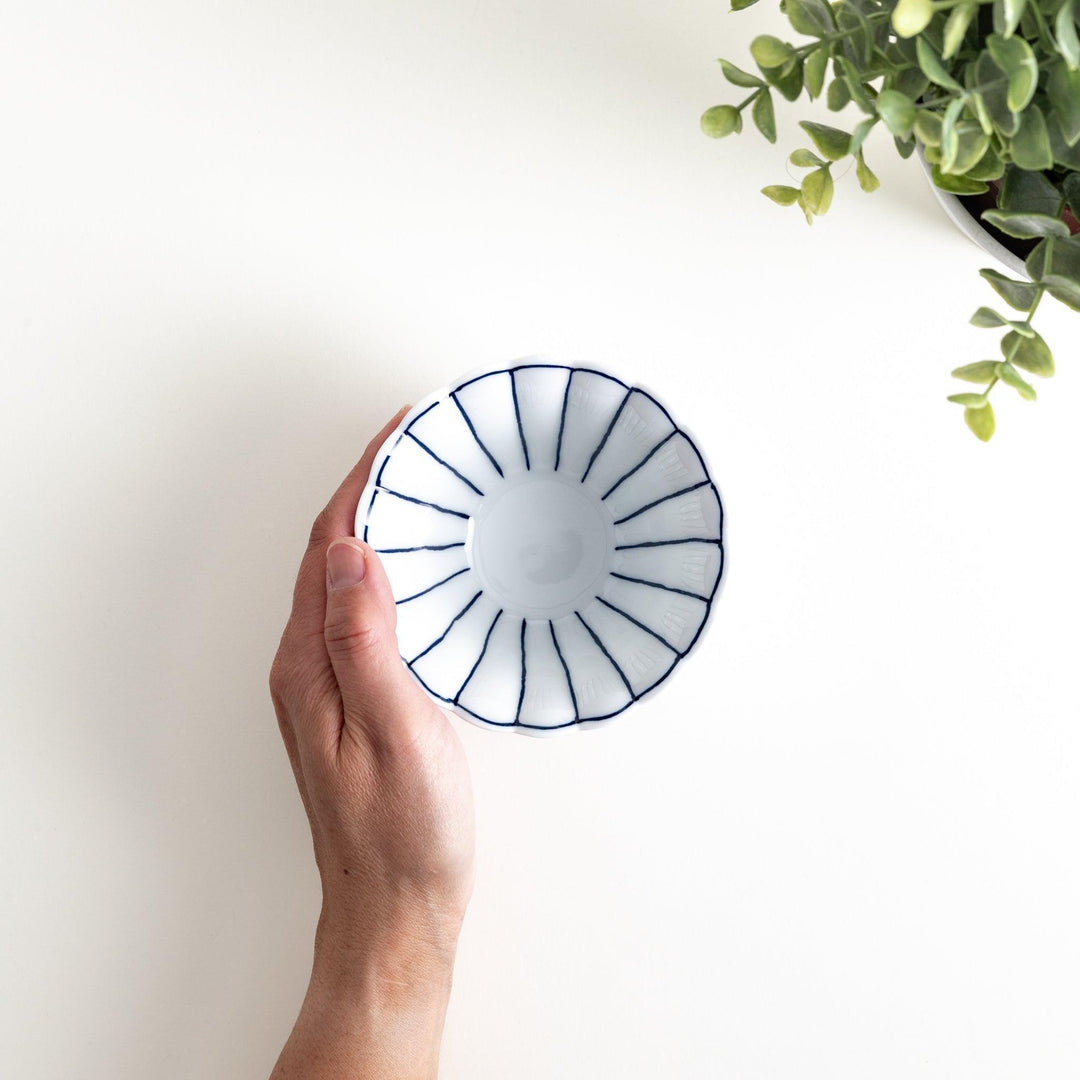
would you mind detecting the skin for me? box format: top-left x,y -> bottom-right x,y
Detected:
268,408 -> 475,1080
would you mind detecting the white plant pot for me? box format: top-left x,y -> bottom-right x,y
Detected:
917,152 -> 1028,278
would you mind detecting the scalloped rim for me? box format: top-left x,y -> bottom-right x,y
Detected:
355,355 -> 727,737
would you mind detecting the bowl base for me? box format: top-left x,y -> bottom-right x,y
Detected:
469,471 -> 613,620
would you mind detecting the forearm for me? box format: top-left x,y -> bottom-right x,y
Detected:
270,978 -> 451,1080
270,907 -> 459,1080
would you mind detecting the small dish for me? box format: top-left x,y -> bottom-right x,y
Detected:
356,359 -> 724,734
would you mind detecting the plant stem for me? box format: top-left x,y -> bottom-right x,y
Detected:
793,12 -> 893,59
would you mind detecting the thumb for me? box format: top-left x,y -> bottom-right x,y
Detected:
324,538 -> 421,730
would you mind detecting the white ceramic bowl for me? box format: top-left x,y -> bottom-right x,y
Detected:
356,359 -> 724,734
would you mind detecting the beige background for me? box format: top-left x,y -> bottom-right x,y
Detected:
2,1 -> 1079,1076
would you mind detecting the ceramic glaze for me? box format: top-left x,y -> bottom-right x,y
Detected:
356,360 -> 725,734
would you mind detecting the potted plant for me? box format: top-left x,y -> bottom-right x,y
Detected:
702,0 -> 1080,440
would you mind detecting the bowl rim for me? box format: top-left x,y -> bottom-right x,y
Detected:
355,354 -> 727,737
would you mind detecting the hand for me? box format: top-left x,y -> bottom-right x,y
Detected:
268,409 -> 475,1080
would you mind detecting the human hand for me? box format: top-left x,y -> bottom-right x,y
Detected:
268,409 -> 475,1080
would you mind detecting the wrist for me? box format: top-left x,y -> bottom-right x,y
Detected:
311,896 -> 462,1011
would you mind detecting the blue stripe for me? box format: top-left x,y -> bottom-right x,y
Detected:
408,591 -> 483,664
609,571 -> 709,603
509,370 -> 530,471
575,610 -> 635,699
375,542 -> 465,553
406,432 -> 485,496
612,479 -> 711,526
600,429 -> 676,500
554,369 -> 573,472
377,487 -> 470,519
515,618 -> 528,721
615,537 -> 721,550
451,391 -> 504,478
402,400 -> 439,428
594,596 -> 681,655
549,620 -> 578,720
395,566 -> 470,605
581,387 -> 632,484
454,609 -> 504,703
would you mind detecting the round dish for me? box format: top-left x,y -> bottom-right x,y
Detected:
356,359 -> 724,734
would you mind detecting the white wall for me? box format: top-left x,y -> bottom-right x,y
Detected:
2,2 -> 1078,1077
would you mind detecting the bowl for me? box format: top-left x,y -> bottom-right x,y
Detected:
356,359 -> 724,734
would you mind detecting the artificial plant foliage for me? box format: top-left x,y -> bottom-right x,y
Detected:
702,0 -> 1080,440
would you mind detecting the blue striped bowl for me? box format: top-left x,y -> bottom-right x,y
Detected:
356,359 -> 724,734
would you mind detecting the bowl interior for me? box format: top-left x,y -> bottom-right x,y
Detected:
358,363 -> 723,732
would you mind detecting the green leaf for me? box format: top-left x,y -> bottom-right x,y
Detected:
701,105 -> 741,138
950,123 -> 991,177
785,0 -> 831,36
1010,104 -> 1054,172
986,34 -> 1038,113
916,37 -> 962,90
976,51 -> 1020,137
762,184 -> 801,206
948,392 -> 990,406
849,117 -> 877,156
965,401 -> 996,440
837,3 -> 873,67
801,166 -> 834,215
893,0 -> 934,38
931,165 -> 989,194
915,111 -> 943,147
1042,273 -> 1080,309
795,191 -> 814,225
1024,237 -> 1051,283
967,142 -> 1005,180
837,57 -> 877,114
1000,166 -> 1063,216
940,97 -> 965,172
998,362 -> 1036,399
980,268 -> 1039,310
751,91 -> 777,143
895,135 -> 917,159
762,57 -> 805,101
790,147 -> 826,167
967,91 -> 994,137
805,46 -> 829,99
1048,112 -> 1080,169
877,89 -> 916,139
798,121 -> 851,160
952,361 -> 1001,383
943,2 -> 977,59
719,59 -> 764,88
970,307 -> 1008,327
1003,329 -> 1054,376
855,151 -> 880,192
1048,63 -> 1080,147
981,210 -> 1071,239
1001,0 -> 1026,37
895,66 -> 931,102
751,35 -> 795,70
827,77 -> 851,111
731,0 -> 761,9
1056,0 -> 1080,70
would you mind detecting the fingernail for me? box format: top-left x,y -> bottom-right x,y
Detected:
327,541 -> 366,589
